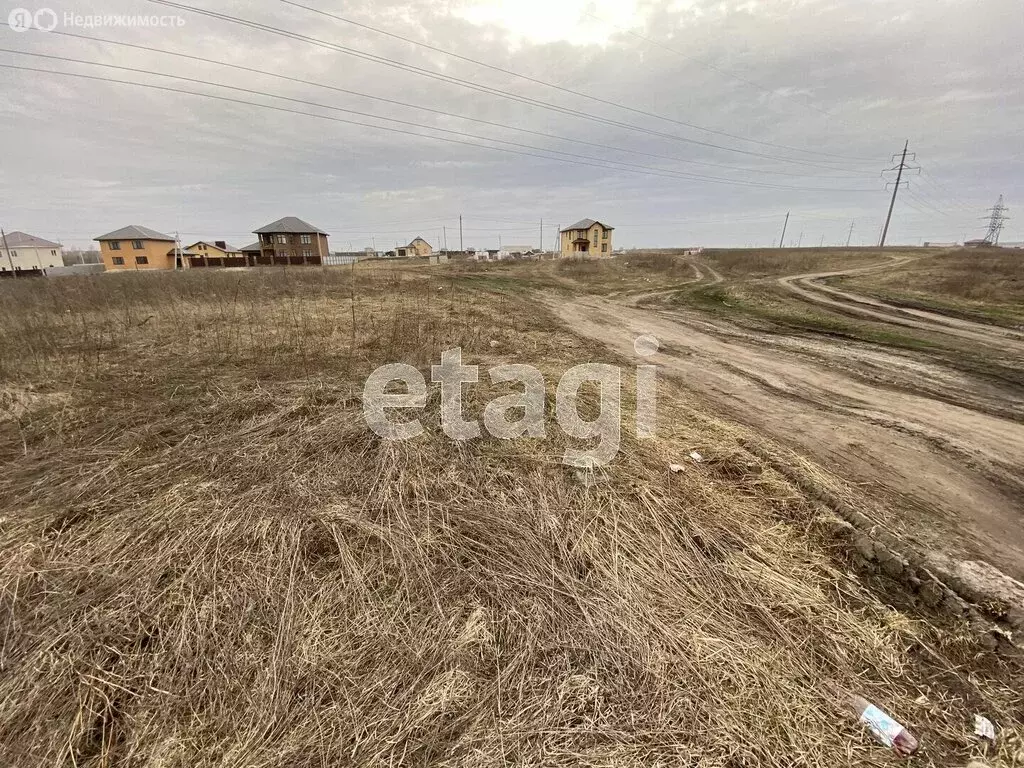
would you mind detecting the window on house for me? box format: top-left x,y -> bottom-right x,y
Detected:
131,240 -> 144,249
601,244 -> 608,253
9,251 -> 16,258
50,249 -> 56,256
276,234 -> 288,244
136,256 -> 149,265
300,234 -> 312,244
303,249 -> 312,259
109,241 -> 121,250
112,256 -> 125,265
602,230 -> 609,239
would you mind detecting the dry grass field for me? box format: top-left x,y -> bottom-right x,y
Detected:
829,247 -> 1024,328
700,247 -> 888,278
1,262 -> 1022,767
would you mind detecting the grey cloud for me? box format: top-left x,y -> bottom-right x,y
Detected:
0,0 -> 1021,249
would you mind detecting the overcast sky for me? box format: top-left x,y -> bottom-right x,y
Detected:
1,0 -> 1021,250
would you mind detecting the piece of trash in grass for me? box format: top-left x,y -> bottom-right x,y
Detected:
489,340 -> 499,348
992,626 -> 1013,643
669,463 -> 685,474
569,456 -> 600,488
974,714 -> 996,741
574,469 -> 598,488
689,451 -> 703,462
913,694 -> 929,706
848,694 -> 920,756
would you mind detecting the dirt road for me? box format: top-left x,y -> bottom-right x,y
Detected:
553,262 -> 1024,579
778,261 -> 1024,353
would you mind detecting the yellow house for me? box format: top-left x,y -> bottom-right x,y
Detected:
183,240 -> 245,268
95,225 -> 177,270
397,237 -> 433,258
559,219 -> 614,258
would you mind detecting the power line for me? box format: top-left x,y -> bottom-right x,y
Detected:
914,159 -> 981,211
280,0 -> 878,164
29,30 -> 864,181
903,188 -> 960,220
27,210 -> 885,240
142,0 -> 877,175
899,194 -> 937,219
904,171 -> 978,219
914,170 -> 977,215
0,58 -> 878,193
904,187 -> 963,219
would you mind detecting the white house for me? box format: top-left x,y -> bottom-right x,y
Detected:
499,245 -> 535,259
1,231 -> 64,275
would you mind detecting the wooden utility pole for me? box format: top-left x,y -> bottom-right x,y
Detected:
778,212 -> 789,248
1,228 -> 16,277
846,221 -> 855,247
459,215 -> 464,251
539,218 -> 543,251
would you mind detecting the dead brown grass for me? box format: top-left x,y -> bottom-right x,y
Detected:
442,254 -> 698,297
832,248 -> 1024,327
0,266 -> 1020,767
702,247 -> 908,279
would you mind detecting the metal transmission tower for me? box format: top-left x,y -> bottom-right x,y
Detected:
879,141 -> 920,247
982,196 -> 1009,245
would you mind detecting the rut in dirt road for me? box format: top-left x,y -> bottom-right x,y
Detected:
777,260 -> 1024,353
552,277 -> 1024,581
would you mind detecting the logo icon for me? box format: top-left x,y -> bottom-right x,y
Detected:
34,8 -> 57,30
7,7 -> 57,31
8,7 -> 33,31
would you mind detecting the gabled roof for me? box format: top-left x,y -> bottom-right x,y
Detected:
407,236 -> 431,247
185,241 -> 241,253
2,231 -> 62,248
253,216 -> 327,235
560,219 -> 614,232
239,242 -> 262,252
95,225 -> 175,242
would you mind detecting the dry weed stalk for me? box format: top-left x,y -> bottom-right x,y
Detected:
0,267 -> 1019,767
